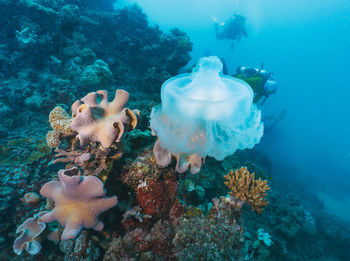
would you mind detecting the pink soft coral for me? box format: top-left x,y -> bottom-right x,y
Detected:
71,89 -> 139,148
39,167 -> 117,240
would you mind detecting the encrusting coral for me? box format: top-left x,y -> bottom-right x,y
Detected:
224,167 -> 270,213
39,167 -> 118,240
71,89 -> 139,148
46,106 -> 75,148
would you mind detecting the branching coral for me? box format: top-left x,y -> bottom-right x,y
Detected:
224,167 -> 270,213
39,167 -> 118,240
46,106 -> 75,148
71,89 -> 139,148
51,148 -> 90,165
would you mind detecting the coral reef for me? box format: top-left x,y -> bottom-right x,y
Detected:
121,147 -> 179,220
1,1 -> 350,261
0,1 -> 192,151
60,230 -> 100,261
104,219 -> 175,260
39,167 -> 118,240
173,197 -> 243,260
224,167 -> 270,213
44,89 -> 140,177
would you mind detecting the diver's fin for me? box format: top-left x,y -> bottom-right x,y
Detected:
261,96 -> 268,105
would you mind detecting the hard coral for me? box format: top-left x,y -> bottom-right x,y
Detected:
46,106 -> 75,148
224,167 -> 270,213
39,167 -> 118,240
173,201 -> 243,260
121,148 -> 179,220
71,89 -> 139,148
104,220 -> 174,259
137,177 -> 178,218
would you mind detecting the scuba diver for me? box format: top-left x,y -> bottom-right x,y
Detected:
235,63 -> 283,132
235,63 -> 278,104
212,14 -> 248,50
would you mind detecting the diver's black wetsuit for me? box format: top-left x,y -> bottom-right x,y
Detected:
214,15 -> 247,42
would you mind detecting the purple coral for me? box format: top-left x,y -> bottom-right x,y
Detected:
39,167 -> 117,240
13,212 -> 47,255
71,89 -> 139,148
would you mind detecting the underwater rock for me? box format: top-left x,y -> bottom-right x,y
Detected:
24,91 -> 46,111
75,48 -> 96,66
79,59 -> 113,89
0,185 -> 15,197
59,5 -> 80,36
60,231 -> 100,261
173,198 -> 243,260
15,27 -> 37,48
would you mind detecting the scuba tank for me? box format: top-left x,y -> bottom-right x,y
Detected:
264,78 -> 278,95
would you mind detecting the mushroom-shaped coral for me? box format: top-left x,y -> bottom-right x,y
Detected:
150,56 -> 263,174
13,212 -> 47,255
46,106 -> 75,148
39,167 -> 118,240
71,89 -> 139,148
224,167 -> 270,213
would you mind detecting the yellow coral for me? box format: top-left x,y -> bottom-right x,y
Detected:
224,167 -> 270,213
46,130 -> 60,148
46,106 -> 74,148
49,106 -> 73,135
186,206 -> 204,218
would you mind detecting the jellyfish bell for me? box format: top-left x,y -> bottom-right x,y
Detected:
150,56 -> 263,171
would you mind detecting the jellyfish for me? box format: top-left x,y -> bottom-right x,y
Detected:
150,56 -> 263,173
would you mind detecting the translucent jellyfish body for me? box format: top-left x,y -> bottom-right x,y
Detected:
150,56 -> 263,173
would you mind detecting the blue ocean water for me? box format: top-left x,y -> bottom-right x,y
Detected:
121,0 -> 350,220
1,0 -> 350,260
